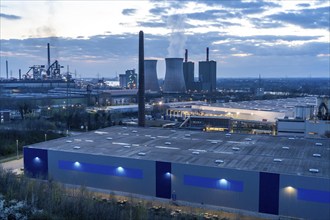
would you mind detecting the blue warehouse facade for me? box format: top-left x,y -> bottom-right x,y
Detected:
24,127 -> 330,219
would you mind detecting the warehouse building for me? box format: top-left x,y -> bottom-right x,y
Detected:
24,126 -> 330,219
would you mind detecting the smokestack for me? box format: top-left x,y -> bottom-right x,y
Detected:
185,49 -> 188,62
6,60 -> 8,79
47,43 -> 51,76
206,47 -> 209,61
19,69 -> 21,80
138,31 -> 145,127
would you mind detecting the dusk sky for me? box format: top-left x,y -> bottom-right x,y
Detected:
0,0 -> 329,79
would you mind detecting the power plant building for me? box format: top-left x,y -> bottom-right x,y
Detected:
199,47 -> 217,92
163,58 -> 186,93
144,60 -> 160,92
199,60 -> 216,92
24,126 -> 330,220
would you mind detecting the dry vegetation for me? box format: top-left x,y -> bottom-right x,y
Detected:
0,166 -> 267,220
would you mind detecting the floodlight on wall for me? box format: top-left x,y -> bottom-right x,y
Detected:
33,157 -> 41,163
284,186 -> 296,195
116,166 -> 125,175
74,161 -> 81,168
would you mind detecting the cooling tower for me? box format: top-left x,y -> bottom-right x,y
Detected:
163,58 -> 186,93
144,60 -> 160,92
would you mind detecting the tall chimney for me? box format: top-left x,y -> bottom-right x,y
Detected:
206,47 -> 209,61
19,69 -> 21,80
6,60 -> 8,79
138,31 -> 145,127
185,49 -> 188,62
47,43 -> 51,76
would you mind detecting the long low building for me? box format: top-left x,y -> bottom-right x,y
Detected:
24,126 -> 330,219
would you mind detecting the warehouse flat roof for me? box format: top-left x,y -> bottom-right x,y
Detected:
26,126 -> 330,178
214,97 -> 317,114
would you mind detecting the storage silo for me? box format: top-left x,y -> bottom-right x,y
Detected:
144,60 -> 160,92
163,58 -> 186,93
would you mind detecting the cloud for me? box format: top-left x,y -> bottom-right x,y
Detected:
122,8 -> 136,16
136,21 -> 166,28
268,6 -> 330,29
198,0 -> 280,10
187,9 -> 241,21
0,13 -> 21,20
149,7 -> 168,15
1,30 -> 328,78
297,3 -> 311,7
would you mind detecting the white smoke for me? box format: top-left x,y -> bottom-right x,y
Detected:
167,14 -> 187,58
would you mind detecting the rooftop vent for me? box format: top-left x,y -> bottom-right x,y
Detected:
309,168 -> 319,173
282,146 -> 290,150
313,153 -> 321,157
165,142 -> 171,145
232,147 -> 240,151
315,143 -> 323,146
106,137 -> 113,140
273,158 -> 283,162
138,152 -> 146,156
132,130 -> 137,133
73,146 -> 81,149
225,133 -> 231,137
66,140 -> 72,143
214,159 -> 224,164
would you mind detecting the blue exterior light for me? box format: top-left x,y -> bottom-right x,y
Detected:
74,161 -> 81,168
116,166 -> 125,175
33,157 -> 41,163
165,172 -> 171,178
219,178 -> 229,189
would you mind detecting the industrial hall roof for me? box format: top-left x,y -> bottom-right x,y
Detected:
26,126 -> 330,178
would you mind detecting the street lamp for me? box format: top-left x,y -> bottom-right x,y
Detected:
16,139 -> 19,160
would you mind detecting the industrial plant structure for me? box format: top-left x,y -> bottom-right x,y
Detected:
183,49 -> 196,92
1,43 -> 74,89
163,58 -> 186,93
199,47 -> 217,92
24,126 -> 330,220
119,69 -> 137,89
144,60 -> 160,92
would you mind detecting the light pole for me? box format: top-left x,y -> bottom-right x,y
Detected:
44,133 -> 47,142
16,139 -> 19,160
